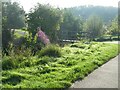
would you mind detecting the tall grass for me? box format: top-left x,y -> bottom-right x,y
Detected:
38,44 -> 62,57
2,42 -> 119,88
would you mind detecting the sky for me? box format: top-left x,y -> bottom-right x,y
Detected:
12,0 -> 119,12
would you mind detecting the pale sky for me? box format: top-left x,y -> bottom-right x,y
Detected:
12,0 -> 119,12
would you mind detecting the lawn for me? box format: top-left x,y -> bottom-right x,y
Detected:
2,42 -> 119,88
13,29 -> 29,38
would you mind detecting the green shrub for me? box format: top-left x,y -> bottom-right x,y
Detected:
2,55 -> 34,69
13,46 -> 32,57
38,44 -> 62,57
2,56 -> 18,70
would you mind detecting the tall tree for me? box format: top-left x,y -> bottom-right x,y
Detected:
67,6 -> 117,24
2,2 -> 25,29
59,10 -> 83,40
27,3 -> 63,43
108,16 -> 119,36
2,1 -> 25,55
85,14 -> 103,40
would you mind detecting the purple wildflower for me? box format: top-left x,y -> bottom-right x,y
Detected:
37,28 -> 50,45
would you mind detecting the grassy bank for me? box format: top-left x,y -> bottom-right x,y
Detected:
2,42 -> 119,88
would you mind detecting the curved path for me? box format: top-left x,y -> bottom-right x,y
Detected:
70,54 -> 119,88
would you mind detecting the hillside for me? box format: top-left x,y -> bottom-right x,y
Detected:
65,5 -> 117,24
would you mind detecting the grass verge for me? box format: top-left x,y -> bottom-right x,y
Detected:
2,42 -> 120,88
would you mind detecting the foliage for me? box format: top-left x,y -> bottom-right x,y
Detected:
59,10 -> 83,40
37,56 -> 57,65
66,6 -> 117,24
38,44 -> 62,57
37,28 -> 50,45
13,29 -> 28,39
2,29 -> 12,55
24,34 -> 43,55
2,73 -> 25,86
27,3 -> 63,42
2,2 -> 25,29
12,32 -> 43,55
85,14 -> 103,40
2,1 -> 25,55
107,16 -> 119,36
2,56 -> 38,70
1,1 -> 119,88
2,42 -> 119,88
2,56 -> 18,70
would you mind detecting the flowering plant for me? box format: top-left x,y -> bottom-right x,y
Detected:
37,28 -> 50,45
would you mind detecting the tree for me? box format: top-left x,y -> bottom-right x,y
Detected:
2,1 -> 25,55
85,14 -> 103,40
2,2 -> 25,29
27,3 -> 63,43
66,6 -> 117,24
59,10 -> 83,40
108,16 -> 119,36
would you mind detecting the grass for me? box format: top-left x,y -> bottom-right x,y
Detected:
2,42 -> 120,88
14,29 -> 29,39
38,44 -> 62,57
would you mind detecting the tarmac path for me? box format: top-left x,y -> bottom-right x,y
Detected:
70,42 -> 119,88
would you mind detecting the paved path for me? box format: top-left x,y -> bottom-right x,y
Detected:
102,41 -> 119,44
70,55 -> 119,88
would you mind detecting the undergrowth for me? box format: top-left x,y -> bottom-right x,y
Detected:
2,42 -> 119,88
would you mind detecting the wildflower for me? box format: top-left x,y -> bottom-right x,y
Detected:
37,27 -> 50,45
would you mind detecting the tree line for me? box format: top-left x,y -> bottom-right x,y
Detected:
66,5 -> 117,24
2,1 -> 119,55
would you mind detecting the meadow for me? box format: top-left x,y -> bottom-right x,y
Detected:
2,42 -> 119,88
2,2 -> 119,89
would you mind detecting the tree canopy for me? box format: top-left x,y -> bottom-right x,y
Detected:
2,2 -> 25,29
59,10 -> 83,40
107,16 -> 119,36
85,14 -> 103,40
66,6 -> 117,24
2,1 -> 25,55
27,3 -> 63,42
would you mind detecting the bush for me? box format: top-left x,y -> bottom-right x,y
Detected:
15,47 -> 32,57
2,54 -> 33,70
2,56 -> 18,70
38,44 -> 62,57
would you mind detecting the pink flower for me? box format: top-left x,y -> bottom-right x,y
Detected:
37,30 -> 50,45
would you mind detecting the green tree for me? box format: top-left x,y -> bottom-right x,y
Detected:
59,10 -> 83,40
2,2 -> 25,55
85,14 -> 103,40
108,17 -> 119,36
66,6 -> 117,24
27,3 -> 63,43
2,2 -> 25,29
